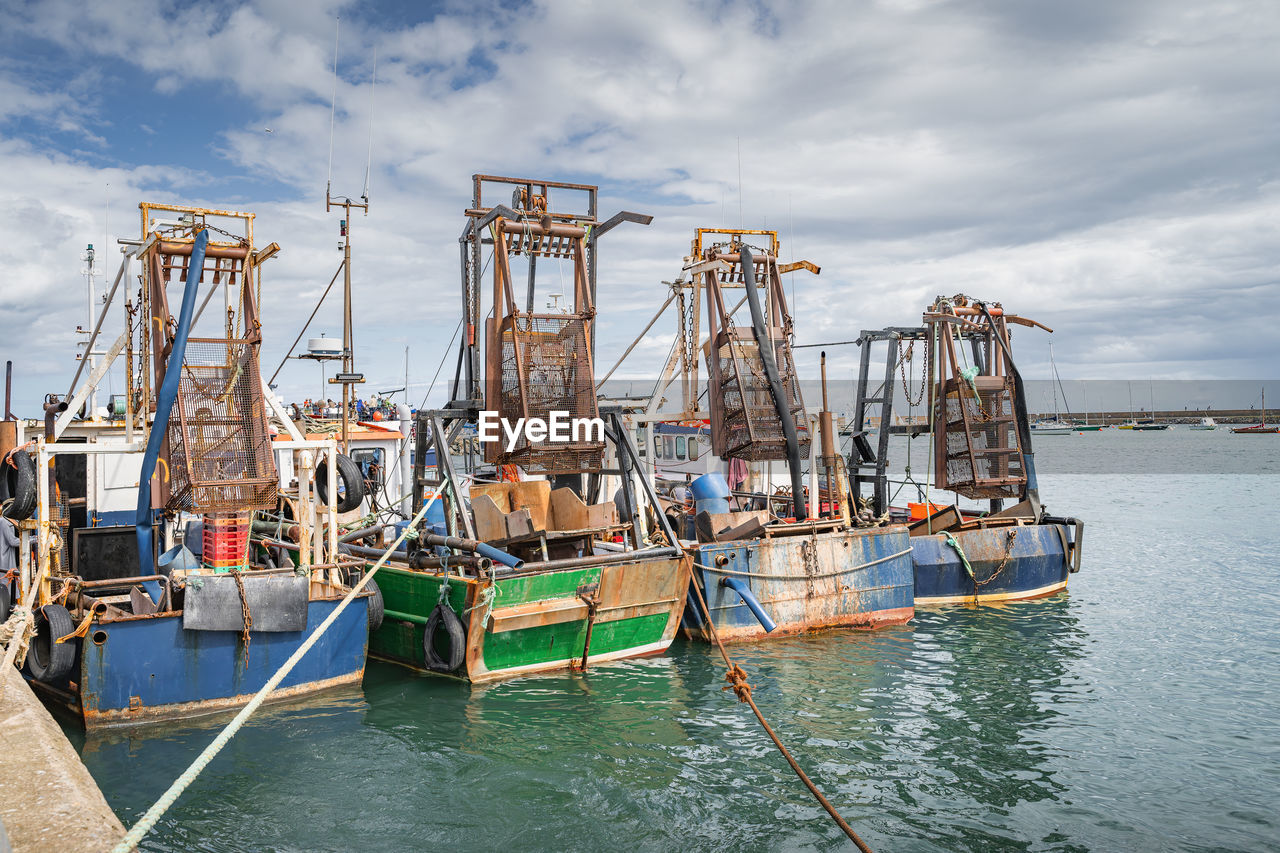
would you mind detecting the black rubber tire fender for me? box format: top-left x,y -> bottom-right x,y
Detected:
316,454 -> 365,514
364,578 -> 384,633
342,568 -> 385,633
0,580 -> 10,624
27,603 -> 76,683
2,449 -> 37,521
423,603 -> 466,673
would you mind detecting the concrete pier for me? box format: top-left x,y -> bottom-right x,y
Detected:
0,665 -> 124,852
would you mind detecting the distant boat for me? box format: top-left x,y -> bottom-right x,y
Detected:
1232,388 -> 1277,434
1036,339 -> 1081,434
1070,422 -> 1103,432
1190,417 -> 1216,431
1119,381 -> 1168,430
1031,421 -> 1074,435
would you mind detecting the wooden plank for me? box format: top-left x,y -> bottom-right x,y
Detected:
471,483 -> 514,513
585,500 -> 618,529
908,505 -> 962,536
504,508 -> 535,539
489,596 -> 589,633
510,480 -> 550,530
472,493 -> 507,542
549,487 -> 589,530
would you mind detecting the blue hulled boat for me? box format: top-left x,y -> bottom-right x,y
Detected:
5,203 -> 375,727
849,296 -> 1084,605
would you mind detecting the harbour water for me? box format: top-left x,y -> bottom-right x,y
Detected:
67,430 -> 1279,851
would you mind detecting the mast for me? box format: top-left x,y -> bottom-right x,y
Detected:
78,243 -> 105,417
1050,339 -> 1059,421
327,189 -> 367,454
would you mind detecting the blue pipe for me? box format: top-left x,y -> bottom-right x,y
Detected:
719,577 -> 777,633
420,532 -> 523,570
474,541 -> 523,570
136,229 -> 209,576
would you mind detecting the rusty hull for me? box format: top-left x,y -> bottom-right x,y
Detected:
51,581 -> 370,729
684,526 -> 914,644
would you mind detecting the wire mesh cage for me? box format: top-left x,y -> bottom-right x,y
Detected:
494,314 -> 603,474
707,332 -> 811,461
936,376 -> 1025,499
166,338 -> 278,512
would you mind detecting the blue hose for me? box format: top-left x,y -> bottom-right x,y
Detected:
474,541 -> 523,569
720,577 -> 777,633
136,229 -> 208,576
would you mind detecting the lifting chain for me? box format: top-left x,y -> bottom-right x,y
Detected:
899,338 -> 928,408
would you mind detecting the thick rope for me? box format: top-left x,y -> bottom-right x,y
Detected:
693,547 -> 911,581
112,487 -> 443,853
943,533 -> 975,580
687,577 -> 875,853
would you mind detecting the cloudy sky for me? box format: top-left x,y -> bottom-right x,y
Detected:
1,0 -> 1277,416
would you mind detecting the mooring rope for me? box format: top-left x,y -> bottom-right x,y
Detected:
693,547 -> 912,581
112,487 -> 443,853
687,577 -> 876,852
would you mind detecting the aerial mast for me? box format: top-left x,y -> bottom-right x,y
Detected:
77,242 -> 105,418
322,15 -> 374,454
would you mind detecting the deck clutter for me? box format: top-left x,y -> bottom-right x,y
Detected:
0,180 -> 1095,853
2,204 -> 374,729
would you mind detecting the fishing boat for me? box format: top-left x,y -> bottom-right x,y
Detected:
360,176 -> 691,680
850,296 -> 1084,605
1190,417 -> 1217,431
3,204 -> 374,727
606,227 -> 915,642
1232,389 -> 1278,434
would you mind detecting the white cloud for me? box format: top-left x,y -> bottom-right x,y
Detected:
1,0 -> 1278,415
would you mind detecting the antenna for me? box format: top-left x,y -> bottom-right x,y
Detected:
736,136 -> 743,227
363,46 -> 376,203
326,16 -> 340,195
788,192 -> 795,342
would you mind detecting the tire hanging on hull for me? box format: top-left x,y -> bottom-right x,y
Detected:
27,604 -> 75,683
423,603 -> 466,673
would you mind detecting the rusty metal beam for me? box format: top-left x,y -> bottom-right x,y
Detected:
592,210 -> 653,238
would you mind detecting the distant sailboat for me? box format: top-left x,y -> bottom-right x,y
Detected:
1120,381 -> 1168,430
1032,339 -> 1076,434
1190,417 -> 1217,431
1232,388 -> 1278,434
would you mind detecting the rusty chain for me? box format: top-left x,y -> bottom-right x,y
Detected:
975,526 -> 1019,589
899,338 -> 927,408
230,569 -> 253,666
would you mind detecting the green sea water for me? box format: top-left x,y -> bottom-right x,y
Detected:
71,430 -> 1280,851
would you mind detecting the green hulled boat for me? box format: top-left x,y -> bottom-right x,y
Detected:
369,549 -> 688,681
359,175 -> 690,682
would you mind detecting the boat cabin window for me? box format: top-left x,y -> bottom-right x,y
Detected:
663,437 -> 674,459
675,436 -> 686,460
654,436 -> 663,458
688,437 -> 700,461
636,427 -> 646,456
351,448 -> 384,481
